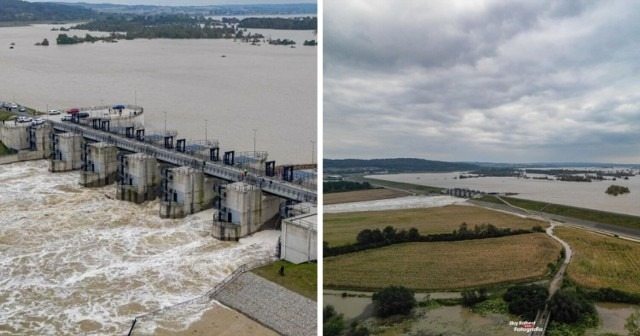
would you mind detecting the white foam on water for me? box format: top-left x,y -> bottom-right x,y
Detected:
323,195 -> 467,213
0,161 -> 280,335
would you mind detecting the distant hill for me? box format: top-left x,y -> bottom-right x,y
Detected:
324,158 -> 481,174
73,3 -> 317,16
0,0 -> 94,22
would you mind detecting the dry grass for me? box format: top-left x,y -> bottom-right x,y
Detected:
324,188 -> 409,205
324,205 -> 547,247
324,233 -> 562,291
555,227 -> 640,294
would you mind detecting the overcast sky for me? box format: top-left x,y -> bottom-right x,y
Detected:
325,0 -> 640,164
32,0 -> 313,5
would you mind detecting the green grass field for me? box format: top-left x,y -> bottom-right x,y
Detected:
252,260 -> 317,300
324,233 -> 561,291
362,177 -> 444,194
479,195 -> 640,230
324,205 -> 546,247
556,227 -> 640,294
0,111 -> 15,121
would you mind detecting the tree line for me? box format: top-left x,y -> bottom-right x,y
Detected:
238,16 -> 316,30
324,223 -> 539,257
324,181 -> 373,193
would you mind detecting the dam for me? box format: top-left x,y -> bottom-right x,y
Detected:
0,104 -> 317,241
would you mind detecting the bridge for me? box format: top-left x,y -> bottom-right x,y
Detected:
50,120 -> 316,203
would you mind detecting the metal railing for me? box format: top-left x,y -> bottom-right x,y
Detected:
49,120 -> 317,203
127,258 -> 273,335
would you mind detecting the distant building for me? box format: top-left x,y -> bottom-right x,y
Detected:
281,211 -> 317,264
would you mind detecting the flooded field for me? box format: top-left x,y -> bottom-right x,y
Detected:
325,291 -> 639,336
371,172 -> 640,216
0,23 -> 316,164
0,161 -> 279,335
323,195 -> 465,213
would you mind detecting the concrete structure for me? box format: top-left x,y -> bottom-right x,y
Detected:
0,122 -> 53,164
446,188 -> 485,198
281,212 -> 317,264
212,182 -> 283,241
117,153 -> 161,203
214,272 -> 317,336
159,166 -> 217,218
0,122 -> 30,150
80,142 -> 119,187
50,132 -> 83,172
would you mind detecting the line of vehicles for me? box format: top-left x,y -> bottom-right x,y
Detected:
2,102 -> 128,126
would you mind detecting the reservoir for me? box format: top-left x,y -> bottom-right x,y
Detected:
371,171 -> 640,216
0,23 -> 316,164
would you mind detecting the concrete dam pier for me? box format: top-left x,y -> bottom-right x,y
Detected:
1,104 -> 317,241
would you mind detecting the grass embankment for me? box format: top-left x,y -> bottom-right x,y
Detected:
252,260 -> 317,300
479,195 -> 640,230
361,177 -> 445,194
0,111 -> 15,121
324,233 -> 562,291
556,227 -> 640,294
324,188 -> 409,205
324,205 -> 546,247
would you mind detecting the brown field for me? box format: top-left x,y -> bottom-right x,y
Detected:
324,188 -> 409,205
324,205 -> 546,247
324,233 -> 562,291
555,227 -> 640,294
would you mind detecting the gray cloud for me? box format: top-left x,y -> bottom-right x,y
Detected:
32,0 -> 314,5
325,0 -> 640,163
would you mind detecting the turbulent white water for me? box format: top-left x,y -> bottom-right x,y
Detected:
0,161 -> 279,335
323,195 -> 466,213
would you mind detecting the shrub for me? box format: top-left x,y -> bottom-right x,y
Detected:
503,284 -> 548,320
462,289 -> 488,307
372,286 -> 416,317
549,289 -> 596,324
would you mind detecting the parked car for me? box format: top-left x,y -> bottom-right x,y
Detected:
61,115 -> 72,121
48,109 -> 61,115
78,112 -> 90,118
17,116 -> 32,123
18,107 -> 26,112
66,108 -> 80,114
32,118 -> 45,125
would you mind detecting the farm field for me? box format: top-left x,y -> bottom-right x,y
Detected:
324,188 -> 408,205
324,205 -> 546,247
324,233 -> 561,291
555,227 -> 640,294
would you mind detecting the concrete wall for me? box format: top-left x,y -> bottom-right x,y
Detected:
281,213 -> 317,264
159,166 -> 217,218
0,122 -> 29,150
117,153 -> 160,203
80,142 -> 119,187
212,182 -> 283,241
50,133 -> 83,172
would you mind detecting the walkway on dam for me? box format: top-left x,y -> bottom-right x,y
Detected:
214,272 -> 317,336
50,120 -> 317,203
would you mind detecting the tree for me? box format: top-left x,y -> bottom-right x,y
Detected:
549,289 -> 596,324
372,286 -> 416,317
383,226 -> 396,241
626,309 -> 640,336
503,284 -> 548,320
408,227 -> 420,241
323,305 -> 345,336
356,229 -> 373,245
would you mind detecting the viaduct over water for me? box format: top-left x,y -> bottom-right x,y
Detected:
0,104 -> 317,241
